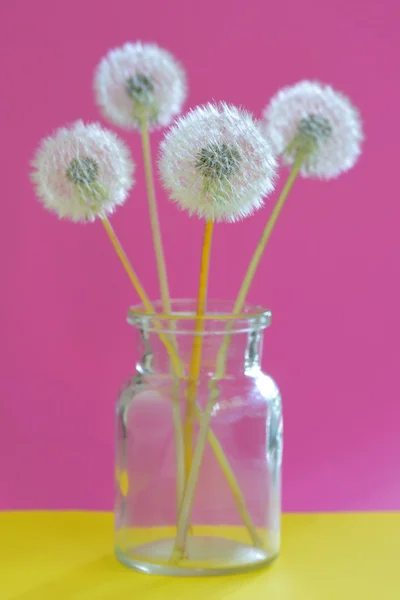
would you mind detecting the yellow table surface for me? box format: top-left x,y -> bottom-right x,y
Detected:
1,511 -> 399,599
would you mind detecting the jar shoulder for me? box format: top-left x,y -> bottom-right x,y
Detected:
116,369 -> 281,416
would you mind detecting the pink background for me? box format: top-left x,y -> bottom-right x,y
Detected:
1,0 -> 399,512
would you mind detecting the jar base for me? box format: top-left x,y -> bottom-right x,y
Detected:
115,535 -> 277,576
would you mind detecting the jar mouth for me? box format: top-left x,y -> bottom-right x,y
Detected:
127,299 -> 271,334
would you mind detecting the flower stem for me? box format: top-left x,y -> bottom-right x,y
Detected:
101,216 -> 182,377
140,120 -> 186,517
195,401 -> 264,547
184,220 -> 214,484
171,390 -> 217,563
215,153 -> 304,378
140,119 -> 172,315
171,380 -> 185,519
171,381 -> 265,563
101,216 -> 153,312
235,154 -> 303,312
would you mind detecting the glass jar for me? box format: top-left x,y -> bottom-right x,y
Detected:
115,300 -> 282,576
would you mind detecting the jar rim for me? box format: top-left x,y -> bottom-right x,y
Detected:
127,299 -> 271,333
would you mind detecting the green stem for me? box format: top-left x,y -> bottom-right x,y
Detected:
215,152 -> 304,378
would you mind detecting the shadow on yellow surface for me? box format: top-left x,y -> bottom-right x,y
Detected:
0,511 -> 399,599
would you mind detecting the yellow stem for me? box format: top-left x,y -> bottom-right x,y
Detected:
140,119 -> 171,314
184,220 -> 214,484
101,217 -> 153,312
101,217 -> 182,377
140,120 -> 185,520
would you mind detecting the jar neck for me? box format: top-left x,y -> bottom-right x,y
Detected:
128,300 -> 271,379
134,326 -> 265,379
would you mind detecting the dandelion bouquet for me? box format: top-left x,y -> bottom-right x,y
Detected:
31,42 -> 363,576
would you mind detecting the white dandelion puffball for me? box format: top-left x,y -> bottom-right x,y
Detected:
32,120 -> 135,222
261,81 -> 363,179
94,42 -> 187,130
159,103 -> 278,222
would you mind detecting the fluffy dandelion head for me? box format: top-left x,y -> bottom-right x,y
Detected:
261,81 -> 364,179
159,103 -> 278,222
31,120 -> 135,222
94,42 -> 187,130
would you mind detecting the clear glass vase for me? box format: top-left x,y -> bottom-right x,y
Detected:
115,300 -> 282,576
